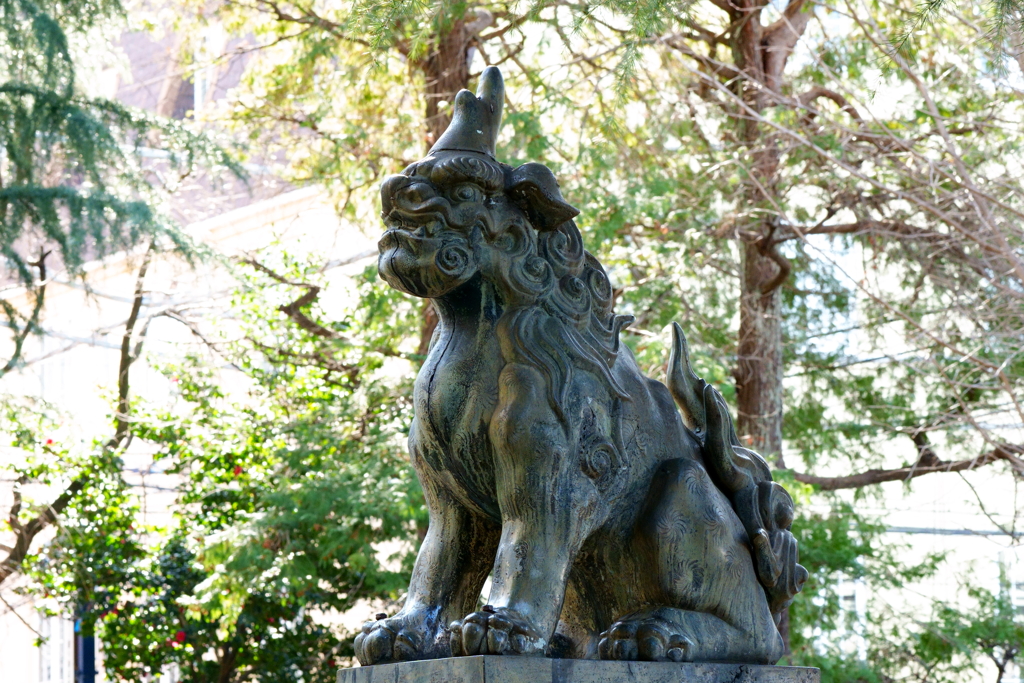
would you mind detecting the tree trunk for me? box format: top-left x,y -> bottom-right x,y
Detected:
422,18 -> 473,148
776,607 -> 791,657
722,0 -> 805,470
420,10 -> 493,146
734,116 -> 787,468
736,240 -> 785,465
718,0 -> 810,651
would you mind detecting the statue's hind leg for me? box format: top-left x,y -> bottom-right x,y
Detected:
599,458 -> 784,664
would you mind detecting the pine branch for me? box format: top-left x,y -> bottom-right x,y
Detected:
242,0 -> 372,46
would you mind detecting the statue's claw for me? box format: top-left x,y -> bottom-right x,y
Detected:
449,606 -> 546,656
354,610 -> 432,665
598,614 -> 694,662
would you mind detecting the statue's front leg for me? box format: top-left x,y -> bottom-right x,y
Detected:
356,451 -> 498,665
449,364 -> 603,657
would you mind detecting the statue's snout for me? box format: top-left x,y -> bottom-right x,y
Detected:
380,174 -> 413,220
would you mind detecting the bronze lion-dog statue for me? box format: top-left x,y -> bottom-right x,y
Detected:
356,67 -> 806,666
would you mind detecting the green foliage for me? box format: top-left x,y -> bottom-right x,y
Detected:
29,465 -> 142,636
4,0 -> 1023,679
79,254 -> 422,680
784,492 -> 944,680
1,395 -> 143,634
891,0 -> 1024,66
846,569 -> 1024,683
0,0 -> 241,372
97,537 -> 341,683
905,573 -> 1024,682
197,0 -> 485,205
4,252 -> 425,679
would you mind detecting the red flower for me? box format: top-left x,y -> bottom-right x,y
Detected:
45,438 -> 53,445
174,630 -> 186,643
233,465 -> 243,476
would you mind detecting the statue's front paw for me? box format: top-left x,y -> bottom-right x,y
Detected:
449,605 -> 546,656
354,611 -> 432,665
598,614 -> 693,662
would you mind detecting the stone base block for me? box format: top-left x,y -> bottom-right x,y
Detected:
338,656 -> 819,683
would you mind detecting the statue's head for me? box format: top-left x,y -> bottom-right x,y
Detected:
377,67 -> 580,300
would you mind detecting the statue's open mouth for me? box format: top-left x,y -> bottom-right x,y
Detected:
378,226 -> 471,298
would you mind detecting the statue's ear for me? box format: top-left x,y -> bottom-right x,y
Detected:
507,162 -> 580,230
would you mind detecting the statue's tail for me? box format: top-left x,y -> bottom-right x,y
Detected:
667,322 -> 808,616
667,322 -> 708,439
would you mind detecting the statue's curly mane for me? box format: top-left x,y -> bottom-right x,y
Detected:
500,221 -> 635,418
403,153 -> 635,419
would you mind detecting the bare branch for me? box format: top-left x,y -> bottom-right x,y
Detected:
0,477 -> 85,586
0,591 -> 44,639
108,247 -> 153,451
790,443 -> 1023,490
759,241 -> 792,294
0,249 -> 51,377
238,0 -> 372,47
248,338 -> 359,384
774,219 -> 946,242
660,33 -> 742,82
478,10 -> 526,42
681,19 -> 723,46
757,219 -> 792,294
7,476 -> 25,533
239,257 -> 346,340
1,251 -> 152,587
796,85 -> 865,124
280,287 -> 343,339
761,0 -> 811,91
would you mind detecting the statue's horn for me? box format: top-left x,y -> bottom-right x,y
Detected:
428,66 -> 505,160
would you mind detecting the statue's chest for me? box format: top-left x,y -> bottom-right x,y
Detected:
412,329 -> 502,516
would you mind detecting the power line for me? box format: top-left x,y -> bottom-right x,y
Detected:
887,526 -> 1012,537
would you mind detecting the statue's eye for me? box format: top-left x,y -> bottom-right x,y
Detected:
452,183 -> 480,203
400,182 -> 434,204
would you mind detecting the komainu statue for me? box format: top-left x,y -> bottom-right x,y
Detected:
356,67 -> 806,666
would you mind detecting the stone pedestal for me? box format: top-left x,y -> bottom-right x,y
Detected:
338,656 -> 819,683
